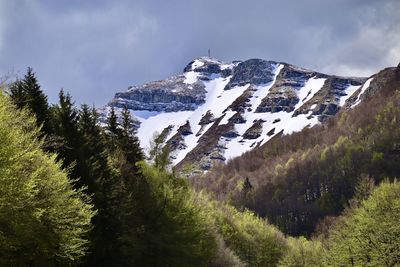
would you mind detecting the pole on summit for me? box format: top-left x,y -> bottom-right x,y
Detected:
208,48 -> 211,58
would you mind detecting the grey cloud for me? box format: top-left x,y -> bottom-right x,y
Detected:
0,0 -> 399,105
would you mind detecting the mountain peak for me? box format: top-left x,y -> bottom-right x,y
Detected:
104,57 -> 373,170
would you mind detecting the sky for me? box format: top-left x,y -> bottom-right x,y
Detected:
0,0 -> 399,106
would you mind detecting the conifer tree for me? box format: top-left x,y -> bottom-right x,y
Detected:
52,89 -> 89,189
8,79 -> 26,109
9,68 -> 52,134
120,105 -> 144,165
106,106 -> 120,150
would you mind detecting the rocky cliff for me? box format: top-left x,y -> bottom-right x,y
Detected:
104,57 -> 375,170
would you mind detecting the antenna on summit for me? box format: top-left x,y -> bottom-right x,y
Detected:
208,48 -> 211,58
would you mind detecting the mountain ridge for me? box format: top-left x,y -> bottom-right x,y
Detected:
103,57 -> 372,170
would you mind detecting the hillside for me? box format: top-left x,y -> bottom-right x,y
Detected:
194,65 -> 400,236
104,57 -> 370,170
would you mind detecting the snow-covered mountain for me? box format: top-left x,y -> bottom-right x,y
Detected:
104,57 -> 375,170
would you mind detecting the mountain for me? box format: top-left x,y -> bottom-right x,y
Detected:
194,65 -> 400,236
104,57 -> 373,170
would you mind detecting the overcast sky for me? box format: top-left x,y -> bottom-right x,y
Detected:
0,0 -> 399,105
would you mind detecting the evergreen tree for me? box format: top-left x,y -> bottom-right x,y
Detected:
120,105 -> 144,165
106,106 -> 119,136
8,79 -> 26,109
52,89 -> 89,189
9,67 -> 52,134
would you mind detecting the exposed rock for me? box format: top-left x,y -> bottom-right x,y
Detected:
166,132 -> 186,151
293,76 -> 365,119
222,129 -> 239,138
243,120 -> 264,139
267,128 -> 275,136
176,117 -> 234,170
360,67 -> 400,100
178,121 -> 193,136
209,150 -> 226,161
255,64 -> 319,113
111,75 -> 206,112
159,125 -> 174,142
165,121 -> 193,151
103,57 -> 378,172
228,112 -> 247,124
224,59 -> 277,90
227,86 -> 256,112
194,63 -> 221,74
199,110 -> 215,125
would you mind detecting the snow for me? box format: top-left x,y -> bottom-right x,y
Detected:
184,71 -> 199,84
132,110 -> 161,119
222,64 -> 284,160
222,71 -> 325,161
172,76 -> 246,164
136,111 -> 192,152
191,59 -> 204,69
339,85 -> 360,106
129,61 -> 343,166
294,77 -> 326,110
351,77 -> 373,108
219,110 -> 236,125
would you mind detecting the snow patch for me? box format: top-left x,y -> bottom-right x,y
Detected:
351,77 -> 374,108
184,71 -> 200,84
295,77 -> 326,110
339,85 -> 360,106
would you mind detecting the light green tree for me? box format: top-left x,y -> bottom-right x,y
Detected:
0,92 -> 95,266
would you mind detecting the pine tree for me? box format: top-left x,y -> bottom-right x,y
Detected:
106,106 -> 120,150
8,79 -> 26,109
52,89 -> 89,189
107,106 -> 119,136
9,68 -> 52,135
120,105 -> 144,165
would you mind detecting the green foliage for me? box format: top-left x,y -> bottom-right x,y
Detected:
197,193 -> 287,266
0,93 -> 95,266
278,237 -> 324,267
134,162 -> 217,266
148,132 -> 171,170
323,181 -> 400,267
8,67 -> 52,135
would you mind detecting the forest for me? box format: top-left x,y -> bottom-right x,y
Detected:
0,67 -> 399,266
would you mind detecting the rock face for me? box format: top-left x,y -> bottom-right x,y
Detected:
225,59 -> 276,90
104,57 -> 380,171
111,76 -> 206,112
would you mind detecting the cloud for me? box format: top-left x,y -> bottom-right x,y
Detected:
0,0 -> 399,105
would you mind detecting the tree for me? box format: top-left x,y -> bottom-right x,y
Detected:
52,89 -> 89,189
9,67 -> 52,135
119,105 -> 144,165
149,132 -> 170,170
0,92 -> 95,266
278,237 -> 324,267
106,106 -> 120,150
323,181 -> 400,266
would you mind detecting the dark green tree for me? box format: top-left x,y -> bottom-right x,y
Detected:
8,79 -> 25,109
120,105 -> 144,165
9,68 -> 52,135
52,89 -> 89,189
